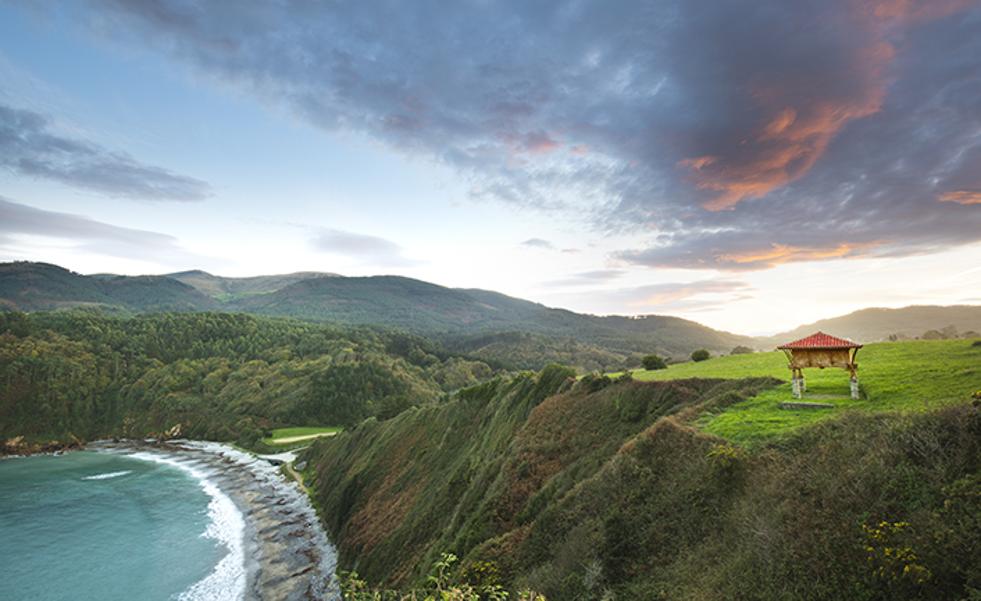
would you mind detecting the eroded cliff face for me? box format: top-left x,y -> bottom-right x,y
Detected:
303,369 -> 981,600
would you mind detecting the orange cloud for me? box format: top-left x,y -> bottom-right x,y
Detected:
716,242 -> 880,268
680,1 -> 971,212
863,0 -> 973,23
687,85 -> 887,212
938,190 -> 981,205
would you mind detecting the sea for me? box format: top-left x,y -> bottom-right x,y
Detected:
0,450 -> 245,601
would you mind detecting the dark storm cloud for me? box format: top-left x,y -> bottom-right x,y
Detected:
311,228 -> 414,267
0,195 -> 188,259
0,103 -> 211,201
80,0 -> 981,268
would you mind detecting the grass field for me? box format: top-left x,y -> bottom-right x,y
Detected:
261,426 -> 342,446
617,339 -> 980,444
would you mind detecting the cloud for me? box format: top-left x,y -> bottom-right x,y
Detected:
0,195 -> 190,259
938,191 -> 981,205
619,280 -> 753,309
521,238 -> 555,250
311,228 -> 415,266
618,239 -> 884,271
0,103 -> 211,201
74,0 -> 981,268
544,278 -> 753,314
545,269 -> 625,287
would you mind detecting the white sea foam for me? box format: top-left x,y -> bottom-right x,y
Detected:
81,470 -> 132,480
129,451 -> 246,601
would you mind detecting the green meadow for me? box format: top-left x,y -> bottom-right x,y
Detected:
262,426 -> 343,446
618,339 -> 980,444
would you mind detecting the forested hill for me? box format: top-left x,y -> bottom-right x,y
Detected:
762,305 -> 981,346
0,311 -> 493,445
0,262 -> 753,367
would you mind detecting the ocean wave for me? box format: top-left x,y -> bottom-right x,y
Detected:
129,452 -> 246,601
81,470 -> 132,480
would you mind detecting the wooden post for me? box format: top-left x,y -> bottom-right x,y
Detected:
848,364 -> 859,399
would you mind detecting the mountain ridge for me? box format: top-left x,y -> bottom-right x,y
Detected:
3,261 -> 978,367
762,304 -> 981,346
0,261 -> 753,367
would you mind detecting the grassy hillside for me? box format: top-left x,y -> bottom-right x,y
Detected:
619,339 -> 980,444
305,369 -> 777,587
0,311 -> 493,446
762,305 -> 981,345
304,362 -> 980,600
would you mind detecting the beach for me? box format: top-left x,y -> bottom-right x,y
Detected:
93,440 -> 340,601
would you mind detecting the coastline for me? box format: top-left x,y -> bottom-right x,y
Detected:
91,439 -> 340,601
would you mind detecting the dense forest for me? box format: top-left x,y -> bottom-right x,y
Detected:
0,310 -> 493,446
304,368 -> 980,600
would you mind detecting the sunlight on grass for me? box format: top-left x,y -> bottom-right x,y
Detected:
262,426 -> 343,445
619,339 -> 980,444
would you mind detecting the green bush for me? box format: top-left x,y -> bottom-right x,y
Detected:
577,373 -> 613,393
690,349 -> 711,362
641,354 -> 667,370
340,553 -> 546,600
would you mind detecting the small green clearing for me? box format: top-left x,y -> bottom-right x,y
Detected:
262,426 -> 342,446
615,339 -> 979,445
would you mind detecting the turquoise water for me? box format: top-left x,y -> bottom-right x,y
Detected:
0,451 -> 230,601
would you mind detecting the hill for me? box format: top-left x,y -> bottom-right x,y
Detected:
762,305 -> 981,346
234,275 -> 753,360
303,349 -> 981,599
0,262 -> 754,369
0,262 -> 215,312
167,269 -> 339,300
619,338 -> 981,444
0,311 -> 493,446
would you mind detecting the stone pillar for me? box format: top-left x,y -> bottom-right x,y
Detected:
850,377 -> 859,400
800,375 -> 806,393
792,376 -> 802,399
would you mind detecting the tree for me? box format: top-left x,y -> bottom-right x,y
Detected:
730,345 -> 754,355
641,354 -> 667,370
690,349 -> 710,362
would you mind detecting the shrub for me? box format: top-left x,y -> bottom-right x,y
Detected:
339,553 -> 546,600
578,373 -> 613,393
690,349 -> 711,362
641,354 -> 667,370
730,345 -> 754,355
615,388 -> 649,422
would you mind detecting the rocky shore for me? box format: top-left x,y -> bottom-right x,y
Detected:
91,439 -> 340,601
1,435 -> 84,457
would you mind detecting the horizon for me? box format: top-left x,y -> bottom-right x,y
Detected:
2,2 -> 980,334
5,258 -> 979,338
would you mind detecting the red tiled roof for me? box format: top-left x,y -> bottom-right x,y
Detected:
777,331 -> 862,350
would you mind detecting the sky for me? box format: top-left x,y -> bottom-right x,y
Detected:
1,1 -> 980,335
